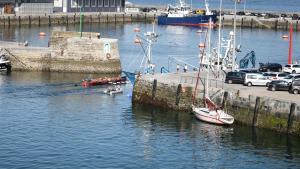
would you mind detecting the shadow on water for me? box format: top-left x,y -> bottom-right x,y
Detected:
132,104 -> 300,161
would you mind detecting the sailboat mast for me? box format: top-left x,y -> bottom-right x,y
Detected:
232,0 -> 237,70
217,0 -> 223,70
206,18 -> 212,98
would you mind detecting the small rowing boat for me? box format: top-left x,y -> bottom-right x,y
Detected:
81,76 -> 127,88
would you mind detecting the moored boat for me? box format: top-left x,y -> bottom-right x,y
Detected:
192,98 -> 234,125
103,85 -> 123,95
81,76 -> 127,88
158,0 -> 217,27
0,54 -> 11,72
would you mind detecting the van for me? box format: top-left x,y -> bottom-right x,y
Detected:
244,73 -> 271,87
283,64 -> 300,74
225,71 -> 245,84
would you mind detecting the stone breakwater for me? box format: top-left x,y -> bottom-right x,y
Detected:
0,12 -> 156,26
0,31 -> 121,74
132,72 -> 300,136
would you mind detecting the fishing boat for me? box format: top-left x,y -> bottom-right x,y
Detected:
0,54 -> 11,72
103,85 -> 123,95
158,0 -> 217,27
81,76 -> 127,88
123,23 -> 158,84
192,19 -> 234,125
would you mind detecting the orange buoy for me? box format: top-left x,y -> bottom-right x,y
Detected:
134,27 -> 140,33
282,35 -> 288,39
198,43 -> 205,48
39,32 -> 46,36
134,38 -> 141,44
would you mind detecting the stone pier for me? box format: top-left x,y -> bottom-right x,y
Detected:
132,72 -> 300,136
0,31 -> 121,74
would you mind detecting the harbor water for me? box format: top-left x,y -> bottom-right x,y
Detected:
1,23 -> 300,168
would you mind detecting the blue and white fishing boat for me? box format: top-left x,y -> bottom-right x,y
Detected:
158,0 -> 217,27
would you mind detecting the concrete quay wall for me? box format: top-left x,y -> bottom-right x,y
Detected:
132,73 -> 300,136
0,31 -> 121,74
0,12 -> 156,26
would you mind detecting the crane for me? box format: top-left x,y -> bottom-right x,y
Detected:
239,51 -> 256,69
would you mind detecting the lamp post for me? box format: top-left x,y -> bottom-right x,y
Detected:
79,6 -> 83,37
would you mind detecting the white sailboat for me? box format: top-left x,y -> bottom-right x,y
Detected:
192,19 -> 234,125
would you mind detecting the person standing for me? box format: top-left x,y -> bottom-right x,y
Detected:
176,64 -> 180,73
184,64 -> 188,73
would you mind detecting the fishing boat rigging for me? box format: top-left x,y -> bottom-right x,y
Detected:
123,23 -> 159,84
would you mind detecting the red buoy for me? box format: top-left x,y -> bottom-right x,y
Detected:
39,32 -> 46,36
134,28 -> 140,33
198,43 -> 205,48
134,38 -> 141,44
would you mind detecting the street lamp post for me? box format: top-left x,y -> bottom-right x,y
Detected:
79,6 -> 84,37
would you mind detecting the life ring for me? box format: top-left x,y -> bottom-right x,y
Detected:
106,53 -> 111,59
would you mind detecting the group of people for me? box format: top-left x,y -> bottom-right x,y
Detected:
176,64 -> 188,73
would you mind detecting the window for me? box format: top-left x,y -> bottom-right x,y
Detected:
294,65 -> 300,68
91,0 -> 96,6
85,0 -> 90,7
98,0 -> 103,6
78,0 -> 83,6
247,75 -> 257,79
270,74 -> 276,77
285,65 -> 291,68
116,0 -> 121,6
71,0 -> 78,7
104,0 -> 109,6
109,0 -> 115,6
278,73 -> 287,77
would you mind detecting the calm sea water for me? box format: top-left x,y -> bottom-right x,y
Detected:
1,23 -> 300,168
130,0 -> 300,13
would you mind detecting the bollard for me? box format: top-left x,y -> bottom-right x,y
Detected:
74,14 -> 76,23
48,15 -> 51,26
275,20 -> 278,30
287,103 -> 296,133
221,91 -> 228,110
38,16 -> 40,26
18,16 -> 21,26
152,79 -> 157,100
241,17 -> 243,27
250,18 -> 253,28
175,84 -> 182,106
8,16 -> 10,26
29,16 -> 31,26
252,97 -> 261,127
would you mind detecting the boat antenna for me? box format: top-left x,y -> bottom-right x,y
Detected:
217,0 -> 223,70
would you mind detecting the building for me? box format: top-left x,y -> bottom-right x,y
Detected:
54,0 -> 125,13
0,0 -> 53,15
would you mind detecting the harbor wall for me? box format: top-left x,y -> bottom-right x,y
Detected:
132,75 -> 300,136
0,31 -> 121,74
0,12 -> 156,26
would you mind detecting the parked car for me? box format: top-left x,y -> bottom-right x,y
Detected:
236,11 -> 245,15
292,14 -> 299,20
289,79 -> 300,94
239,68 -> 260,73
282,74 -> 300,84
259,63 -> 282,72
244,73 -> 271,87
281,13 -> 287,18
267,80 -> 290,91
265,72 -> 290,81
225,71 -> 246,84
283,64 -> 300,74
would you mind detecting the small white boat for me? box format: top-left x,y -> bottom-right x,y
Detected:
103,86 -> 123,95
0,54 -> 11,72
192,98 -> 234,125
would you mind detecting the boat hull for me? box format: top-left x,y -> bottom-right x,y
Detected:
81,76 -> 127,88
192,107 -> 234,125
157,14 -> 218,27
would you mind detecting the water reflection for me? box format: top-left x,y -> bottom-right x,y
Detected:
132,104 -> 300,166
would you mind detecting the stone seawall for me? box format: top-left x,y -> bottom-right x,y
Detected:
132,73 -> 300,136
0,31 -> 121,74
0,12 -> 156,26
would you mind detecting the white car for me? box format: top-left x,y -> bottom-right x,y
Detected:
282,74 -> 300,84
283,64 -> 300,74
263,72 -> 290,81
244,73 -> 271,87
